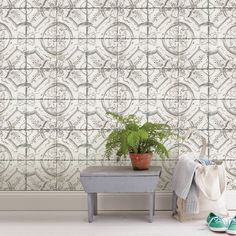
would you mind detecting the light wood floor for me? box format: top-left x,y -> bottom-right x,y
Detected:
0,211 -> 235,236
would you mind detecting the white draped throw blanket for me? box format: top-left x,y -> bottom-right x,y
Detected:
172,153 -> 201,214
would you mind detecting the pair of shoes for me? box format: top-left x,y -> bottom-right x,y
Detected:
207,212 -> 236,234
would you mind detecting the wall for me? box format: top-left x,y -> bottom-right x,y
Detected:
0,0 -> 236,192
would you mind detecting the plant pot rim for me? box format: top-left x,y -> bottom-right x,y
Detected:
129,152 -> 153,154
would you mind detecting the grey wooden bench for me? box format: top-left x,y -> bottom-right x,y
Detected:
80,166 -> 162,223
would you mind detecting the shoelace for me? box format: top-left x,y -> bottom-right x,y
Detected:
230,218 -> 236,225
209,216 -> 224,225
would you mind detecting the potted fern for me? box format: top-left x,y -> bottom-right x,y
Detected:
105,112 -> 176,170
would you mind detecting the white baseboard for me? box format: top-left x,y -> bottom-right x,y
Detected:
0,191 -> 235,211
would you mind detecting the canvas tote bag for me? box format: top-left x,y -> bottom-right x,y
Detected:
173,130 -> 228,221
195,162 -> 228,217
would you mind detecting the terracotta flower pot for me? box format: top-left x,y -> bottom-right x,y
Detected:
129,153 -> 153,170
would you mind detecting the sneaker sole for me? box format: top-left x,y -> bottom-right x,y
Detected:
209,226 -> 227,232
226,230 -> 236,235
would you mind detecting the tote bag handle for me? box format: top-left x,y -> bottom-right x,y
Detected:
185,128 -> 207,157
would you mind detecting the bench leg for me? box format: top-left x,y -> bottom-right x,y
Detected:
93,193 -> 97,216
153,192 -> 155,215
149,192 -> 154,223
88,193 -> 94,223
172,191 -> 177,215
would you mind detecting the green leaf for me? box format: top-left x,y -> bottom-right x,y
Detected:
155,142 -> 169,159
126,123 -> 139,131
120,131 -> 129,155
137,129 -> 148,140
127,132 -> 139,152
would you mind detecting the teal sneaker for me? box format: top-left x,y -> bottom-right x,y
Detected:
207,212 -> 218,224
227,216 -> 236,235
207,212 -> 227,232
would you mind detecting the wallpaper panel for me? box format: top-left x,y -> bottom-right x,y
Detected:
0,0 -> 236,191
